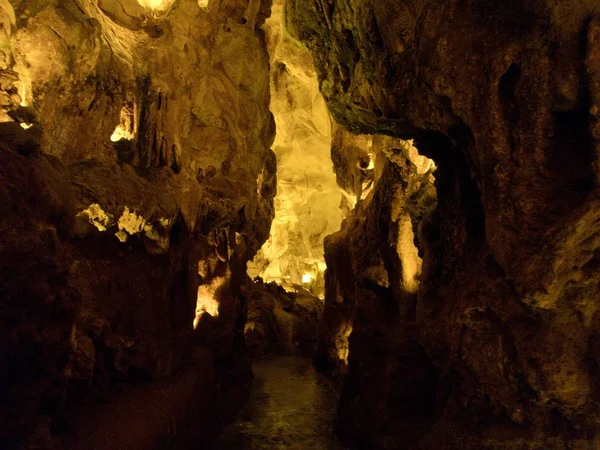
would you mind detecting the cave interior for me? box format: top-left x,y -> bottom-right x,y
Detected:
0,0 -> 599,449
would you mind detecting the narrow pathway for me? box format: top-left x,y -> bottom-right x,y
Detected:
217,356 -> 344,450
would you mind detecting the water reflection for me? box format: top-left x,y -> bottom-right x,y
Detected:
217,356 -> 343,450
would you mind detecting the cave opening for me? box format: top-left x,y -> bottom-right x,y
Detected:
222,3 -> 441,448
246,2 -> 343,300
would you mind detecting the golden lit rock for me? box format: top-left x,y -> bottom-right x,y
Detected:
110,103 -> 137,142
249,0 -> 342,296
0,0 -> 275,445
194,275 -> 226,327
77,203 -> 114,232
137,0 -> 175,11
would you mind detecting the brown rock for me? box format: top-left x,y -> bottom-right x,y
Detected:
0,0 -> 275,446
288,0 -> 600,447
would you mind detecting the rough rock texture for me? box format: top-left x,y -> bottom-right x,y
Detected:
248,0 -> 342,296
242,278 -> 323,358
330,123 -> 374,215
288,0 -> 600,448
0,0 -> 275,447
316,136 -> 436,386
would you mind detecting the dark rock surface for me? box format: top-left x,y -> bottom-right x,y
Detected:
287,0 -> 600,448
0,0 -> 275,447
217,355 -> 342,450
243,279 -> 323,358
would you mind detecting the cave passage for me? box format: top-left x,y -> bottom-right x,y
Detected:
217,356 -> 343,450
1,0 -> 597,448
247,0 -> 343,299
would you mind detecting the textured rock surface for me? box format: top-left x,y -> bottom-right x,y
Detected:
316,136 -> 436,387
0,0 -> 275,447
288,0 -> 600,448
242,278 -> 323,358
249,0 -> 342,296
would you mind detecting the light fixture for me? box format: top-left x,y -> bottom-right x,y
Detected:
137,0 -> 174,10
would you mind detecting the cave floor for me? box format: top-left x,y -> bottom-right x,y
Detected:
217,356 -> 343,450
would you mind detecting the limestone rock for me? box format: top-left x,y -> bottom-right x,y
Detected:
0,0 -> 275,446
249,0 -> 342,296
243,278 -> 323,358
288,0 -> 600,447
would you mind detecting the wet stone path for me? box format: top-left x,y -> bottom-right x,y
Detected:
217,356 -> 344,450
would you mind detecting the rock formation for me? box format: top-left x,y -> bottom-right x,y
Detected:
287,0 -> 600,448
248,0 -> 342,297
0,0 -> 275,447
243,278 -> 323,358
2,0 -> 599,448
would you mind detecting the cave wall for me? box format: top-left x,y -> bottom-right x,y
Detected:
248,0 -> 342,296
0,0 -> 275,447
243,278 -> 323,358
287,0 -> 600,448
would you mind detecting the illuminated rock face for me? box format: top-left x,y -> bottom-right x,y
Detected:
0,0 -> 275,446
248,0 -> 342,296
316,134 -> 437,384
288,0 -> 600,448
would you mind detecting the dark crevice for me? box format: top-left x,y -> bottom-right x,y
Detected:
498,62 -> 521,151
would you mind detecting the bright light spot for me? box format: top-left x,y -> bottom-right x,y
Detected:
115,230 -> 128,242
193,276 -> 228,328
110,103 -> 137,142
361,179 -> 374,200
77,204 -> 114,232
342,190 -> 358,211
118,206 -> 145,235
137,0 -> 174,10
405,139 -> 436,175
337,325 -> 353,365
302,273 -> 313,284
110,126 -> 132,142
366,153 -> 375,170
20,123 -> 32,130
18,79 -> 30,107
396,215 -> 421,294
198,0 -> 209,8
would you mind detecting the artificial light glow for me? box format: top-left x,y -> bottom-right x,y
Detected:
110,125 -> 133,142
363,153 -> 375,170
396,215 -> 421,294
18,79 -> 30,107
137,0 -> 174,10
361,179 -> 374,200
77,203 -> 114,232
405,140 -> 436,174
20,123 -> 32,130
110,103 -> 137,142
337,325 -> 353,365
193,276 -> 228,328
198,0 -> 209,8
302,273 -> 313,284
